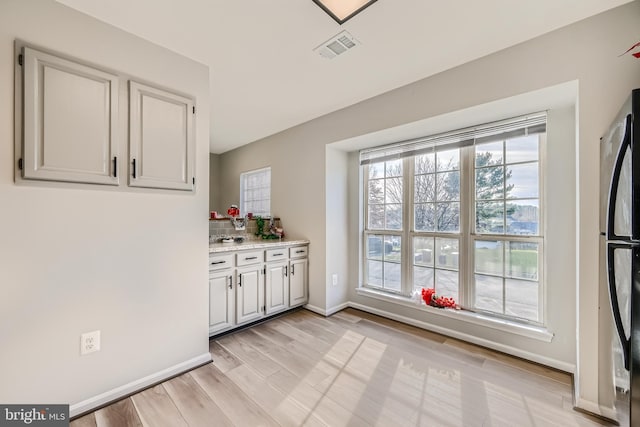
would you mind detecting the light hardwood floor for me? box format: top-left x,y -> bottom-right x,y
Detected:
71,308 -> 620,427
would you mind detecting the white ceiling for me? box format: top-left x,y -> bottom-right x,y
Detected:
56,0 -> 631,154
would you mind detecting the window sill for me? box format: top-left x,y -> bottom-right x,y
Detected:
354,287 -> 554,342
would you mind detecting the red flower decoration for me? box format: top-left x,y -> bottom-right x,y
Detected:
421,288 -> 436,305
421,287 -> 457,309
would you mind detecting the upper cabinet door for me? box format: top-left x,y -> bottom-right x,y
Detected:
129,81 -> 195,191
21,47 -> 119,185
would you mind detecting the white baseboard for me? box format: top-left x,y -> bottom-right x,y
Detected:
348,302 -> 576,374
304,302 -> 350,317
574,397 -> 618,421
326,302 -> 350,316
70,352 -> 212,418
303,304 -> 327,316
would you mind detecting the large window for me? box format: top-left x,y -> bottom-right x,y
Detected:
240,167 -> 271,217
362,114 -> 545,324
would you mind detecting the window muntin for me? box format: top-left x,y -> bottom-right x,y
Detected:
362,123 -> 544,326
473,239 -> 540,322
414,150 -> 460,233
471,135 -> 541,322
240,167 -> 271,217
367,160 -> 403,230
366,234 -> 402,292
474,135 -> 540,236
412,236 -> 460,301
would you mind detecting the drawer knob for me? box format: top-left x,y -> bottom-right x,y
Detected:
211,260 -> 226,265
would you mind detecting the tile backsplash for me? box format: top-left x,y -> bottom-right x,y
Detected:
209,218 -> 282,242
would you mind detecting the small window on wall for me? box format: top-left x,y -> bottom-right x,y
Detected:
240,167 -> 271,217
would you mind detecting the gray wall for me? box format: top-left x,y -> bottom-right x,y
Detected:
325,147 -> 350,310
209,153 -> 221,212
214,2 -> 640,416
0,0 -> 210,413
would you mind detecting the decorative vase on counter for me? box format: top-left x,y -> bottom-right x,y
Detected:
227,204 -> 239,217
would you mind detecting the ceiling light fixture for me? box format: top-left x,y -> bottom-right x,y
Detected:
312,0 -> 379,24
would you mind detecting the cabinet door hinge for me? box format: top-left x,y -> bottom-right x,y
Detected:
18,158 -> 23,170
18,54 -> 23,66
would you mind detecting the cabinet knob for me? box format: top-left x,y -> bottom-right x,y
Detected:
228,275 -> 232,289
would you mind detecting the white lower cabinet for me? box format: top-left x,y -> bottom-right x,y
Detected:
236,265 -> 265,324
265,261 -> 289,315
208,271 -> 235,335
289,257 -> 308,307
209,243 -> 308,337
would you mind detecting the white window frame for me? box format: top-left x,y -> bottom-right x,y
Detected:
468,135 -> 545,324
361,115 -> 545,327
240,167 -> 271,217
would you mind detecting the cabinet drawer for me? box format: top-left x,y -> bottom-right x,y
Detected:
290,246 -> 308,258
266,248 -> 288,262
237,250 -> 263,266
209,253 -> 234,271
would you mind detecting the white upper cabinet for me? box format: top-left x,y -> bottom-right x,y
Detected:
21,46 -> 119,185
129,81 -> 195,191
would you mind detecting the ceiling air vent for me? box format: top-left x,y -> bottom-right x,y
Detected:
313,30 -> 360,59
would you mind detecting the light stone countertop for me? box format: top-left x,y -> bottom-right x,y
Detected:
209,239 -> 310,253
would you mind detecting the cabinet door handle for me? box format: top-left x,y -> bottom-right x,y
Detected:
211,260 -> 226,265
228,275 -> 232,289
113,156 -> 118,178
285,266 -> 288,277
132,158 -> 137,179
291,264 -> 295,275
239,274 -> 242,287
245,256 -> 257,260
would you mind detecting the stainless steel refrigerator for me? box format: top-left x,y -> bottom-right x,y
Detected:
600,88 -> 640,424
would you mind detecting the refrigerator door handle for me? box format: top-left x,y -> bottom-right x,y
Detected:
607,114 -> 632,240
607,242 -> 632,370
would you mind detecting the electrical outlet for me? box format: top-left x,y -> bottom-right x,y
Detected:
80,330 -> 101,355
332,274 -> 338,287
